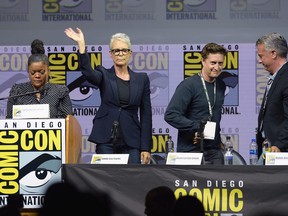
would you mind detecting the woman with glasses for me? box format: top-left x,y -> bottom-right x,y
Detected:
64,28 -> 152,164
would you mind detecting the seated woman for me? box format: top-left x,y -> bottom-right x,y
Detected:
6,39 -> 73,119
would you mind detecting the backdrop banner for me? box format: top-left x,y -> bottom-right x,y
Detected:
63,164 -> 288,216
0,43 -> 259,164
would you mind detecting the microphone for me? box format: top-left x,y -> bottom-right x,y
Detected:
197,120 -> 207,138
0,90 -> 40,101
110,120 -> 119,144
198,120 -> 207,155
39,85 -> 48,97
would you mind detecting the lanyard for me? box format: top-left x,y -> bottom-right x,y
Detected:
199,72 -> 216,121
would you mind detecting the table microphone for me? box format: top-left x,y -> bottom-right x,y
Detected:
198,120 -> 207,138
39,85 -> 48,96
198,120 -> 207,162
110,120 -> 119,144
0,90 -> 40,101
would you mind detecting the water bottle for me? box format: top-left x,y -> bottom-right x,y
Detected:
249,138 -> 258,165
224,136 -> 233,165
165,136 -> 174,157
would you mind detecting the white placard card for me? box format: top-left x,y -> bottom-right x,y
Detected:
166,152 -> 203,165
203,121 -> 216,140
13,104 -> 50,119
91,154 -> 129,164
265,152 -> 288,165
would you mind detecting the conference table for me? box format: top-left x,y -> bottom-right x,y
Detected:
62,164 -> 288,216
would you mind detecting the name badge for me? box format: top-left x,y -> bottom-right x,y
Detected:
204,121 -> 216,140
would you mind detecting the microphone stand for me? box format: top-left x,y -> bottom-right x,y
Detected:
198,120 -> 206,165
0,91 -> 40,101
111,121 -> 119,153
200,129 -> 205,165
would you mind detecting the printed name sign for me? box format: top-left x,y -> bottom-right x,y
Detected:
13,104 -> 50,119
91,154 -> 129,164
166,153 -> 203,165
265,152 -> 288,165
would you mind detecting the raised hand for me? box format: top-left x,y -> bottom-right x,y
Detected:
64,27 -> 84,42
64,27 -> 86,53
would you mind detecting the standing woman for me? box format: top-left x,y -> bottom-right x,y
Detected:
64,28 -> 152,164
6,39 -> 73,119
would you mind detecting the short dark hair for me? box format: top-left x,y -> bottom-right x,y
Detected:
201,43 -> 227,60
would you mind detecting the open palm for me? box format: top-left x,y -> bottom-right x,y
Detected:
64,27 -> 84,43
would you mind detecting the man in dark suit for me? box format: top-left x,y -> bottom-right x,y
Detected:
256,32 -> 288,161
65,28 -> 152,164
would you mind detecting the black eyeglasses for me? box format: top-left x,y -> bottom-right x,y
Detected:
110,48 -> 131,56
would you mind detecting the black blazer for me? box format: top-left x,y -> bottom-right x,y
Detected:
79,52 -> 152,152
257,62 -> 288,154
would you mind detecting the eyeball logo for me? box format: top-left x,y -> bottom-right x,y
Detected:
0,0 -> 21,8
59,0 -> 84,8
183,0 -> 206,6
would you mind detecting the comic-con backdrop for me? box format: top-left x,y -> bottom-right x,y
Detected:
0,43 -> 263,164
1,0 -> 287,166
1,1 -> 287,46
1,0 -> 287,211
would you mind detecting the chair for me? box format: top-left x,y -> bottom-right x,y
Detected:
232,150 -> 247,165
150,154 -> 166,165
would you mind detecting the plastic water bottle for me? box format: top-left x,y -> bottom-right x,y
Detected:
249,138 -> 258,165
165,136 -> 174,157
224,136 -> 233,165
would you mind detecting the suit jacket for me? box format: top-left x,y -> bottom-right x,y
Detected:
79,52 -> 152,152
6,82 -> 73,119
257,62 -> 288,155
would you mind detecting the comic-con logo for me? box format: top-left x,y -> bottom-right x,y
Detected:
42,0 -> 92,21
230,0 -> 280,19
166,0 -> 216,20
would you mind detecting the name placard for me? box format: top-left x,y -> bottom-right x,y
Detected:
91,154 -> 129,164
13,104 -> 50,119
166,152 -> 203,165
265,152 -> 288,165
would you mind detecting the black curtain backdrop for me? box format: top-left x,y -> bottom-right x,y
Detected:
62,164 -> 288,216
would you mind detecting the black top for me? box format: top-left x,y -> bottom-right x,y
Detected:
116,77 -> 130,106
